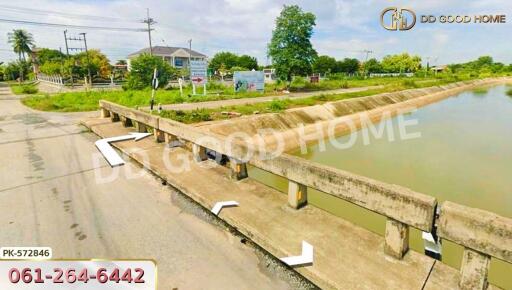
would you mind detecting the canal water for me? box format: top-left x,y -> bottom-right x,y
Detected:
249,84 -> 512,288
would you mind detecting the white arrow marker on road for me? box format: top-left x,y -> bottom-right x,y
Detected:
95,132 -> 151,167
280,241 -> 314,267
211,201 -> 239,215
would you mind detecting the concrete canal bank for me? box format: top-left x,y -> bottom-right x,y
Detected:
197,77 -> 512,152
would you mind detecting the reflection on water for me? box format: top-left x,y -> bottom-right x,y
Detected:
249,85 -> 512,289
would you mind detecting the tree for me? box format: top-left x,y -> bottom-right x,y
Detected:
237,55 -> 258,70
229,66 -> 247,74
0,64 -> 5,81
475,56 -> 493,67
126,54 -> 176,90
7,29 -> 34,81
35,48 -> 64,65
36,48 -> 65,76
335,58 -> 360,74
363,58 -> 382,74
381,53 -> 421,73
39,61 -> 63,76
447,56 -> 506,75
313,55 -> 337,74
208,52 -> 258,72
8,29 -> 34,61
4,60 -> 30,81
268,5 -> 317,82
208,52 -> 239,72
75,50 -> 111,79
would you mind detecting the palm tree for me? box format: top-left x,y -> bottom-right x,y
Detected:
8,29 -> 34,61
7,29 -> 34,82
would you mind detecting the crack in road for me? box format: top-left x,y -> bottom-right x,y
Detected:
0,131 -> 86,145
0,165 -> 110,193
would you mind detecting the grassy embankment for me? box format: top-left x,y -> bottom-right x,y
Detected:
23,76 -> 443,112
157,75 -> 476,123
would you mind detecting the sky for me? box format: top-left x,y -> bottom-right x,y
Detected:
0,0 -> 510,66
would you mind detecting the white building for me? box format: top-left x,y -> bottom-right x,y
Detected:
127,46 -> 207,70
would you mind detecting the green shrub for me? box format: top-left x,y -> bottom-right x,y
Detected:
289,76 -> 307,91
313,94 -> 330,102
326,73 -> 346,80
402,79 -> 418,88
268,99 -> 288,111
10,83 -> 38,94
126,54 -> 177,90
506,88 -> 512,97
21,85 -> 38,94
159,109 -> 212,123
206,81 -> 226,90
339,80 -> 349,88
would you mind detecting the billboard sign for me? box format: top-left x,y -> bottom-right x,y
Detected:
190,60 -> 208,85
234,71 -> 264,92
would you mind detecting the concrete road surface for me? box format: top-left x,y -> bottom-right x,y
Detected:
152,85 -> 384,111
0,83 -> 310,290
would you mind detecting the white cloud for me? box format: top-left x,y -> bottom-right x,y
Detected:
0,0 -> 510,64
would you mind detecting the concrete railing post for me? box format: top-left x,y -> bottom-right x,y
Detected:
192,144 -> 207,162
153,129 -> 165,143
229,158 -> 248,180
164,133 -> 181,148
459,248 -> 490,290
288,180 -> 307,209
384,218 -> 409,259
110,112 -> 120,122
133,121 -> 147,133
120,116 -> 132,127
100,108 -> 110,118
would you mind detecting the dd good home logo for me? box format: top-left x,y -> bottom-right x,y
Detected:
380,7 -> 416,31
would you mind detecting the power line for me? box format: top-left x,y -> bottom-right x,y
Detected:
0,18 -> 146,32
0,4 -> 136,23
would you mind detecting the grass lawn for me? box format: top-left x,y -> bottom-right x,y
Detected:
9,82 -> 38,95
21,76 -> 460,112
22,83 -> 280,112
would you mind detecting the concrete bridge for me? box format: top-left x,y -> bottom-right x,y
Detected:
83,99 -> 512,289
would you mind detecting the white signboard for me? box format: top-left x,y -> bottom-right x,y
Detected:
234,71 -> 264,92
190,60 -> 207,85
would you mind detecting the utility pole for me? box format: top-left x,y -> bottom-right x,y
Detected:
362,50 -> 373,78
63,30 -> 73,87
64,31 -> 93,88
79,33 -> 92,86
424,56 -> 431,78
188,39 -> 192,75
143,8 -> 156,55
188,39 -> 194,94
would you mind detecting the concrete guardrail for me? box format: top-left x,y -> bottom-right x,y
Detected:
98,99 -> 512,290
437,201 -> 512,289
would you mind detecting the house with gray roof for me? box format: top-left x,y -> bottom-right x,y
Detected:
127,46 -> 207,70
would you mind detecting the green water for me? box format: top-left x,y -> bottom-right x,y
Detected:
249,85 -> 512,288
